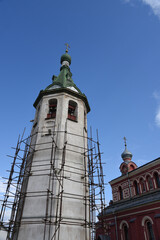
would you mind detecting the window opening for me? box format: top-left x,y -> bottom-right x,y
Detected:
134,180 -> 139,195
140,178 -> 146,193
123,224 -> 129,240
48,129 -> 51,135
146,221 -> 155,240
153,172 -> 160,188
147,176 -> 153,190
68,100 -> 77,121
119,186 -> 123,200
46,99 -> 57,119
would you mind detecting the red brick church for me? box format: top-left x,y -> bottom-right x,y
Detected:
96,138 -> 160,240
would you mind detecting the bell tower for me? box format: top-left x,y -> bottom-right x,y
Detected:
13,48 -> 90,240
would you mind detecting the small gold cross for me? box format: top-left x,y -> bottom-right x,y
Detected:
65,43 -> 70,53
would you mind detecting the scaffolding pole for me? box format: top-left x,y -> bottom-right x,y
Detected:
0,128 -> 106,240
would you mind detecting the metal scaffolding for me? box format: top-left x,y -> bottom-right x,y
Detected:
0,126 -> 105,240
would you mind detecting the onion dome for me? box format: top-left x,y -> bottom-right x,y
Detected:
60,52 -> 71,65
60,43 -> 71,66
121,148 -> 133,160
121,137 -> 133,161
120,137 -> 137,175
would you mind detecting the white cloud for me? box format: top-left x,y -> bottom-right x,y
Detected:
142,0 -> 160,17
0,178 -> 6,199
153,90 -> 160,100
155,106 -> 160,127
0,178 -> 7,240
0,177 -> 13,223
152,91 -> 160,128
123,0 -> 160,18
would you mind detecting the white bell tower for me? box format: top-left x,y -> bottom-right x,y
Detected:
13,48 -> 91,240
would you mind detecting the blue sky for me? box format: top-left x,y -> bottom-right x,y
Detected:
1,0 -> 160,226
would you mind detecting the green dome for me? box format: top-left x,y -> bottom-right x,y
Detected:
60,53 -> 71,65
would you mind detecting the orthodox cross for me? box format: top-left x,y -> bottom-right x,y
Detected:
123,136 -> 127,148
65,43 -> 70,53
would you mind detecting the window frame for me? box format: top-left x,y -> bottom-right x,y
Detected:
140,178 -> 146,193
68,100 -> 78,122
146,175 -> 154,191
119,186 -> 123,200
153,172 -> 160,188
133,180 -> 139,195
46,99 -> 57,119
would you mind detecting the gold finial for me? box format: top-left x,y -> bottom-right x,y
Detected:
65,43 -> 70,53
123,137 -> 127,148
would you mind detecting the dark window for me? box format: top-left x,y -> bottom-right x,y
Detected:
134,180 -> 139,195
140,178 -> 146,193
119,186 -> 123,200
147,176 -> 153,190
146,221 -> 155,240
68,100 -> 77,121
123,224 -> 129,240
46,99 -> 57,119
153,172 -> 160,188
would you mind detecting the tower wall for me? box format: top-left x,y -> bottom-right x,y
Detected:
16,92 -> 90,240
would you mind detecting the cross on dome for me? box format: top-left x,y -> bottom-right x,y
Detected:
123,136 -> 127,148
65,43 -> 70,53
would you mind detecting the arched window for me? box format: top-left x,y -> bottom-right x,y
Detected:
133,180 -> 139,195
46,99 -> 57,119
119,186 -> 123,200
153,172 -> 160,188
140,178 -> 146,193
123,224 -> 129,240
129,164 -> 135,171
68,100 -> 77,122
120,221 -> 129,240
142,216 -> 155,240
146,221 -> 155,240
147,176 -> 153,190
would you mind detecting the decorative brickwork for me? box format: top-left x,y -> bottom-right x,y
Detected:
96,158 -> 160,240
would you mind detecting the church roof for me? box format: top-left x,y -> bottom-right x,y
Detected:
45,51 -> 82,94
33,50 -> 90,112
